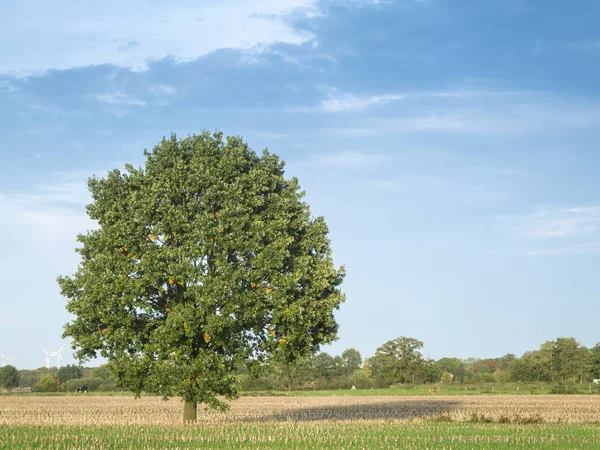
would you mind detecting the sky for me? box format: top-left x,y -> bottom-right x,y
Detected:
1,0 -> 600,369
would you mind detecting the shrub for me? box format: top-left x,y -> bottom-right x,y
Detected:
33,375 -> 61,392
0,365 -> 20,389
550,382 -> 578,395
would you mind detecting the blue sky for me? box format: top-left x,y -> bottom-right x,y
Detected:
1,0 -> 600,369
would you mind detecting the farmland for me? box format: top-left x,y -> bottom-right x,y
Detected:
3,395 -> 600,449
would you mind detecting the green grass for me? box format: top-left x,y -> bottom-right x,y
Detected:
2,423 -> 600,449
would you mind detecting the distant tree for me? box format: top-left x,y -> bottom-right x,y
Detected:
340,349 -> 362,376
274,356 -> 313,390
496,353 -> 516,371
551,338 -> 581,382
474,359 -> 499,375
435,358 -> 466,383
0,365 -> 20,389
312,352 -> 337,382
58,132 -> 345,421
589,343 -> 600,379
440,371 -> 453,385
57,364 -> 83,383
33,375 -> 61,392
368,337 -> 425,385
510,350 -> 551,383
348,368 -> 374,389
492,368 -> 510,382
89,365 -> 114,383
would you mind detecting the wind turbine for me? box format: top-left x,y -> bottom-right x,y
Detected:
42,346 -> 65,369
0,352 -> 16,368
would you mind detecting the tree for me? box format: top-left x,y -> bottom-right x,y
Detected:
496,353 -> 516,371
0,365 -> 20,389
57,364 -> 83,383
312,352 -> 338,382
510,350 -> 551,382
33,375 -> 61,392
588,343 -> 600,379
440,371 -> 453,385
368,337 -> 425,385
340,348 -> 362,376
58,132 -> 345,422
435,358 -> 466,383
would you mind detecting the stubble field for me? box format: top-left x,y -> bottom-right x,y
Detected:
2,395 -> 600,449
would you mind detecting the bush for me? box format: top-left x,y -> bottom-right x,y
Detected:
0,365 -> 20,389
61,379 -> 88,392
348,369 -> 375,389
57,365 -> 83,383
32,375 -> 61,392
550,382 -> 578,394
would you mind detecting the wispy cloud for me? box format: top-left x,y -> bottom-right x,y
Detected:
0,173 -> 96,250
309,151 -> 385,168
321,93 -> 600,136
520,206 -> 600,239
302,89 -> 533,115
369,179 -> 396,189
501,205 -> 600,256
148,84 -> 177,96
256,131 -> 289,139
319,92 -> 404,113
0,0 -> 317,76
524,243 -> 600,257
95,91 -> 146,106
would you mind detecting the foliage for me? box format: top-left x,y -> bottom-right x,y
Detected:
550,382 -> 578,395
0,365 -> 20,389
368,337 -> 425,385
57,365 -> 83,383
58,132 -> 345,411
340,349 -> 362,376
441,371 -> 453,385
32,375 -> 61,392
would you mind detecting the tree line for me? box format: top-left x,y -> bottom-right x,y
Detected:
238,336 -> 600,391
0,365 -> 116,392
2,335 -> 599,393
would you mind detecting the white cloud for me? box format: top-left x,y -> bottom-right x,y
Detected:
524,243 -> 600,257
0,0 -> 316,76
0,174 -> 94,252
148,84 -> 177,96
256,131 -> 289,139
319,92 -> 404,113
303,89 -> 532,114
309,151 -> 384,168
370,179 -> 396,189
318,90 -> 600,135
520,206 -> 600,239
96,91 -> 146,106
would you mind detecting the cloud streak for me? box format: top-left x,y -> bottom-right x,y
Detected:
308,151 -> 385,168
0,0 -> 317,76
521,206 -> 600,239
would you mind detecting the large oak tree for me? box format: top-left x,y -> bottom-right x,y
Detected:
58,132 -> 345,421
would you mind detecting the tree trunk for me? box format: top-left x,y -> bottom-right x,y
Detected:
183,401 -> 197,423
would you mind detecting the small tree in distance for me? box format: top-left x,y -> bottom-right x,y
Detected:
58,132 -> 345,422
33,375 -> 61,392
0,365 -> 20,390
441,371 -> 453,385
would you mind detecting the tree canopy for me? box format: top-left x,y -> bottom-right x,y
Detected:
0,365 -> 20,389
58,132 -> 345,419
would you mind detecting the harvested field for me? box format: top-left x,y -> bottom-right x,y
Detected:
3,395 -> 600,449
2,395 -> 600,426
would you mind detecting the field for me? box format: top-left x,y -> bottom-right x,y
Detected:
3,395 -> 600,448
